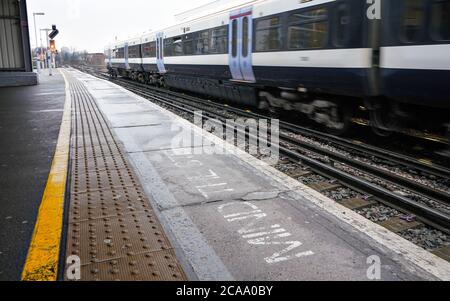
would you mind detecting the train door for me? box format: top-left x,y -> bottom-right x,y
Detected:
156,32 -> 166,73
124,42 -> 130,69
229,7 -> 255,82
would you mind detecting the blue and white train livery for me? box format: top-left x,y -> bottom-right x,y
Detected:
105,0 -> 450,135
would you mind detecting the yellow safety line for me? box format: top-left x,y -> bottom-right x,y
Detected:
22,69 -> 72,281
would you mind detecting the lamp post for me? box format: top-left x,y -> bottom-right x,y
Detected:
33,12 -> 45,73
41,28 -> 53,76
39,30 -> 45,68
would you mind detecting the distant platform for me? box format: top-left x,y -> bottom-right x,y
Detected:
0,71 -> 38,87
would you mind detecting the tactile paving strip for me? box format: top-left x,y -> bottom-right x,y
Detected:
64,73 -> 187,281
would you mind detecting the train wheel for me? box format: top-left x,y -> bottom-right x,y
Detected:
370,108 -> 397,137
137,73 -> 145,83
366,99 -> 401,137
321,103 -> 353,136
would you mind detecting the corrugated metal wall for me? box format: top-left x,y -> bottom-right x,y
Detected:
0,0 -> 25,70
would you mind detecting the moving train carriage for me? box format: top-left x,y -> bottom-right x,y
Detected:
108,0 -> 375,131
105,0 -> 450,135
109,40 -> 128,74
160,11 -> 232,96
375,0 -> 450,132
141,5 -> 238,102
245,0 -> 374,130
175,0 -> 374,130
108,37 -> 143,77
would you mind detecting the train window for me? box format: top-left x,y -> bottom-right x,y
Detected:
116,47 -> 124,59
128,46 -> 132,58
242,17 -> 249,57
128,45 -> 134,58
232,20 -> 238,57
255,16 -> 282,51
288,8 -> 328,23
288,22 -> 328,49
164,39 -> 173,57
128,45 -> 141,59
431,0 -> 450,41
210,26 -> 228,54
288,8 -> 329,49
172,37 -> 183,56
142,42 -> 156,58
195,30 -> 210,54
401,0 -> 424,43
334,3 -> 351,47
183,37 -> 194,56
137,45 -> 142,58
128,46 -> 133,58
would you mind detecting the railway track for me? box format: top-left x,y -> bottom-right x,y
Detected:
79,68 -> 450,258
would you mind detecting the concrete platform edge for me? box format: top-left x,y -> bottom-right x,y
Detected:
76,69 -> 450,281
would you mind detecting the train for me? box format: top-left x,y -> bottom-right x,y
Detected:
104,0 -> 450,136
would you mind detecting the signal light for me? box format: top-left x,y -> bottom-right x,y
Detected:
49,25 -> 59,39
50,40 -> 56,53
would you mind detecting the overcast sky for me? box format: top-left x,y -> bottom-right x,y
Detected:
27,0 -> 213,53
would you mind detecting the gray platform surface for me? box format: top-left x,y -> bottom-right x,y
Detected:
0,72 -> 38,87
0,70 -> 65,280
68,69 -> 450,281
